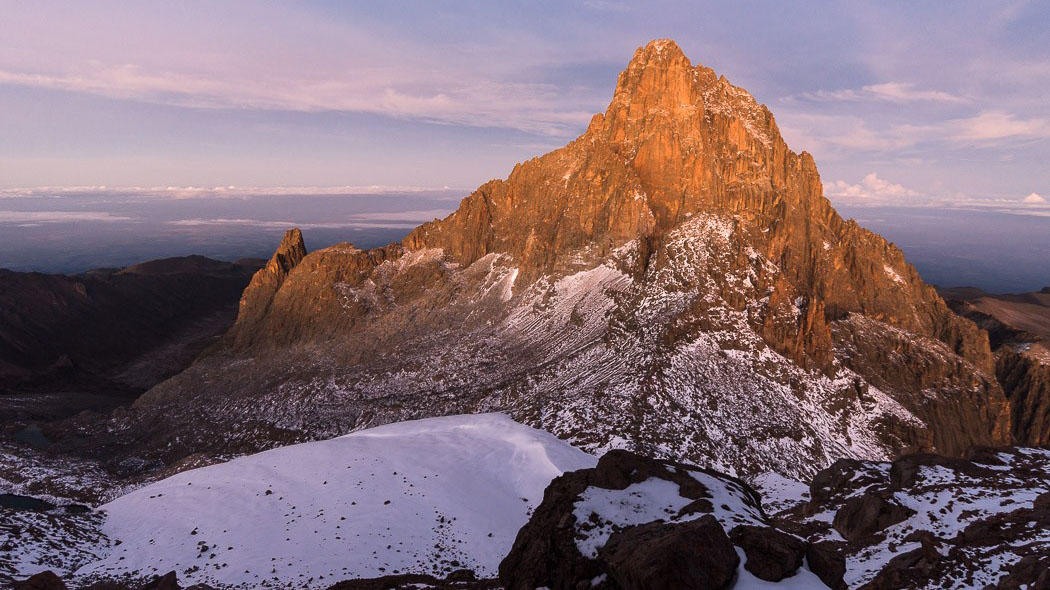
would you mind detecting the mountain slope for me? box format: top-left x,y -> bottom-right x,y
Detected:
116,39 -> 1008,479
70,414 -> 595,588
941,286 -> 1050,445
0,256 -> 263,432
0,256 -> 262,392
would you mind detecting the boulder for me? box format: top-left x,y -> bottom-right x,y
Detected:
139,572 -> 180,590
806,541 -> 847,590
832,493 -> 915,541
997,554 -> 1050,590
809,458 -> 870,504
14,571 -> 67,590
600,516 -> 739,590
499,449 -> 762,590
860,542 -> 941,590
728,524 -> 806,582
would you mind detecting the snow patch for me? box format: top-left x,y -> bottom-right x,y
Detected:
883,264 -> 906,285
751,472 -> 809,515
571,468 -> 765,558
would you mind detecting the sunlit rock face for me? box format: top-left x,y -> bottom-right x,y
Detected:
118,39 -> 1009,480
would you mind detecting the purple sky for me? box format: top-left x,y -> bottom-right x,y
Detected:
1,1 -> 1048,216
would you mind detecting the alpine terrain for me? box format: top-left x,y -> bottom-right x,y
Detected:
94,39 -> 1012,481
8,414 -> 1048,590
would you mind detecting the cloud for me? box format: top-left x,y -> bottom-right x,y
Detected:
778,109 -> 1050,159
825,173 -> 920,201
582,0 -> 632,11
824,184 -> 1050,215
0,185 -> 464,199
0,211 -> 134,223
168,218 -> 422,230
947,111 -> 1050,143
0,2 -> 613,138
167,209 -> 455,230
788,82 -> 966,104
345,210 -> 452,222
777,114 -> 917,156
0,65 -> 598,136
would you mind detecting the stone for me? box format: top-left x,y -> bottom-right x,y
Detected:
600,516 -> 739,590
499,449 -> 764,590
860,543 -> 941,590
832,493 -> 915,542
139,571 -> 180,590
14,571 -> 67,590
728,524 -> 807,582
806,541 -> 847,590
997,555 -> 1050,590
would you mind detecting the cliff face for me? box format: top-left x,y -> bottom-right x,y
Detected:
941,287 -> 1050,446
229,229 -> 308,347
125,40 -> 1009,478
998,352 -> 1050,446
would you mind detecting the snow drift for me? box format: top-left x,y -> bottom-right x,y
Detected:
75,413 -> 596,588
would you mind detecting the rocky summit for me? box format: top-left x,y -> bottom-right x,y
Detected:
102,39 -> 1010,479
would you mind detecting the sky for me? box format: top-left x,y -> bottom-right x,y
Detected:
0,1 -> 1047,206
0,1 -> 1047,289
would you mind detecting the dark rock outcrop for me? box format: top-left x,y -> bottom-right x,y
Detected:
997,555 -> 1050,590
997,350 -> 1050,445
809,458 -> 884,504
805,542 -> 847,590
832,493 -> 915,542
323,571 -> 497,589
728,524 -> 806,582
14,571 -> 67,590
500,450 -> 829,590
860,540 -> 942,590
15,570 -> 206,590
940,287 -> 1050,445
601,516 -> 739,590
777,446 -> 1050,590
138,572 -> 180,590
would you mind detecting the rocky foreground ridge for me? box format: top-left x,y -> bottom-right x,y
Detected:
12,444 -> 1050,590
89,39 -> 1013,479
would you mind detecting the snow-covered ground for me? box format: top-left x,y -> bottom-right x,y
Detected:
9,414 -> 1045,589
74,413 -> 597,588
794,448 -> 1050,590
751,472 -> 810,515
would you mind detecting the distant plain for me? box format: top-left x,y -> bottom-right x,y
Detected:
0,190 -> 1046,293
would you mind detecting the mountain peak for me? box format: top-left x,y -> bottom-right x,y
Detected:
631,38 -> 689,64
133,40 -> 1010,484
611,39 -> 699,110
227,228 -> 307,347
599,39 -> 773,156
275,228 -> 306,272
